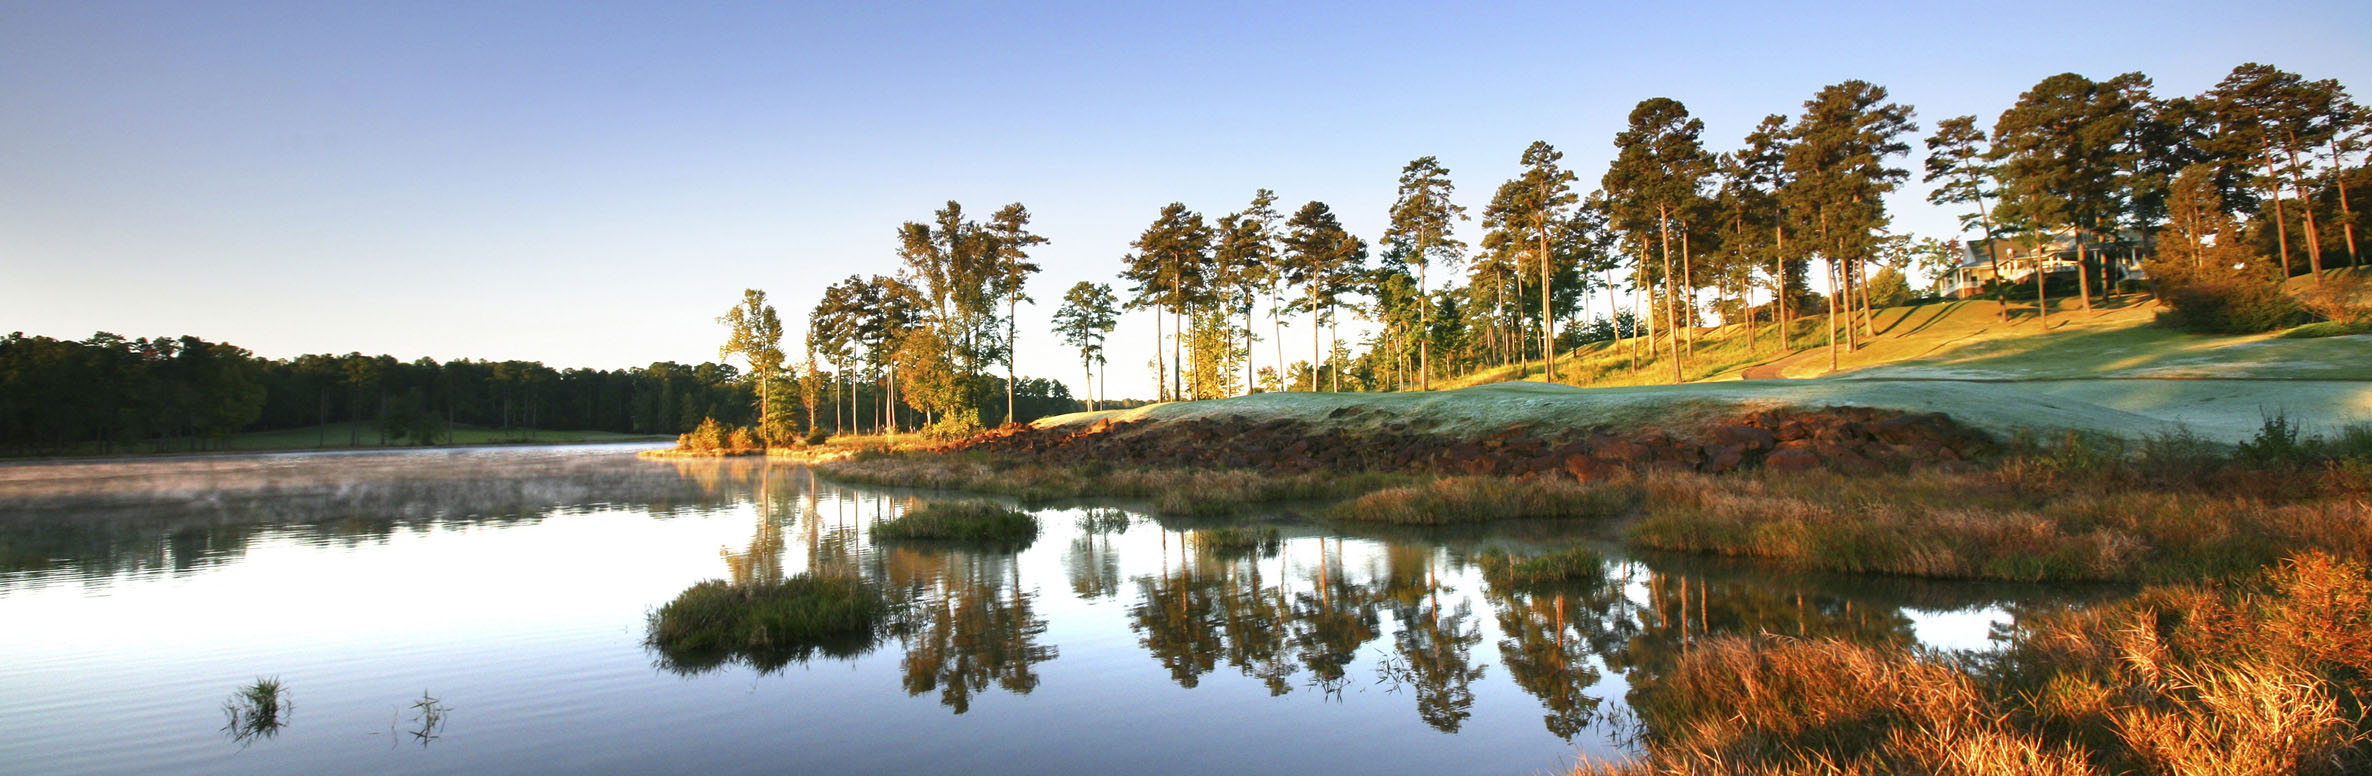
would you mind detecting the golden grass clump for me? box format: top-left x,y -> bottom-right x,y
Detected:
1578,553 -> 2372,776
1329,475 -> 1639,525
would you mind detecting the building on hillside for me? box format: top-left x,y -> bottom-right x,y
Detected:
1932,228 -> 2155,298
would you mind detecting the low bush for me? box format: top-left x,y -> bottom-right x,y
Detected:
2151,263 -> 2302,333
2280,320 -> 2372,338
920,409 -> 984,442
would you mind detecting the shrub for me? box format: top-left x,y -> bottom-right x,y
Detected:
873,500 -> 1039,546
921,409 -> 984,441
2280,320 -> 2372,338
645,575 -> 885,674
2151,262 -> 2302,333
803,427 -> 830,446
679,417 -> 731,451
2295,273 -> 2372,327
727,427 -> 759,451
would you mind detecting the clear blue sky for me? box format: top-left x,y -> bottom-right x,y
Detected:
5,1 -> 2366,398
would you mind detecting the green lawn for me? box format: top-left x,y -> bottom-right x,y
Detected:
1047,283 -> 2371,445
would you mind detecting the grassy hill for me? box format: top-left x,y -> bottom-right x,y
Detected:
1051,279 -> 2372,445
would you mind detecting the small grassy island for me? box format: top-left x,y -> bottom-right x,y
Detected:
645,575 -> 888,674
871,500 -> 1041,546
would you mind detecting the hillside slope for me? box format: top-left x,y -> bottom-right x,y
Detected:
1051,291 -> 2371,444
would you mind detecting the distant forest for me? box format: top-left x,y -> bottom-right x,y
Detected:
0,331 -> 1088,455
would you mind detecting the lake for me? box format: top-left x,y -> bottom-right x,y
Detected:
0,444 -> 2106,775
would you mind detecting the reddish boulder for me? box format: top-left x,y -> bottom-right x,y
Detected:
1765,448 -> 1821,472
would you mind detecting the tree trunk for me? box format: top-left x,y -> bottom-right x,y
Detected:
1311,286 -> 1323,392
1775,221 -> 1791,351
1680,228 -> 1696,360
2034,238 -> 2051,331
1153,303 -> 1165,402
1329,308 -> 1341,393
1006,297 -> 1018,426
1417,242 -> 1431,392
2076,237 -> 2093,312
1541,240 -> 1555,385
1825,256 -> 1840,372
2264,145 -> 2294,277
2284,134 -> 2326,282
1657,203 -> 1682,384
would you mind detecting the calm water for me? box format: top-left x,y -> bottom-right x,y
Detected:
0,444 -> 2107,775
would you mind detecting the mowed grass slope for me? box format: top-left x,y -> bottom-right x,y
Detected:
1047,286 -> 2370,444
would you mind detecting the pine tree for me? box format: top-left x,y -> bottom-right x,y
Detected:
1603,98 -> 1714,383
1783,81 -> 1917,367
1924,115 -> 2007,319
984,203 -> 1046,425
1053,282 -> 1118,410
1385,157 -> 1468,391
717,289 -> 785,444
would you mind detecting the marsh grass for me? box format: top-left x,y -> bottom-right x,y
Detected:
645,575 -> 887,674
221,676 -> 289,745
1329,476 -> 1639,525
405,691 -> 449,747
872,501 -> 1040,546
1580,553 -> 2372,775
1628,458 -> 2372,583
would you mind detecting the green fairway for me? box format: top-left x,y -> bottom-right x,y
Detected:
1046,287 -> 2372,445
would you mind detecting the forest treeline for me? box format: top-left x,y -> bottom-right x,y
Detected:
763,62 -> 2364,415
0,330 -> 1086,455
1101,62 -> 2360,394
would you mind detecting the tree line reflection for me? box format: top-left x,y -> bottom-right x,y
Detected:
6,455 -> 2058,742
657,463 -> 2013,742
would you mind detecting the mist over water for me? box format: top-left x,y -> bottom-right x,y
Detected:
0,445 -> 2108,775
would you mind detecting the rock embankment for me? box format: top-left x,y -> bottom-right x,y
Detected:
945,405 -> 1992,479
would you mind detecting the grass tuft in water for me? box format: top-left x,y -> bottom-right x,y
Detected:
222,676 -> 290,745
645,574 -> 887,674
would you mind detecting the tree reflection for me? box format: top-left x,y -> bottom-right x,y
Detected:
1289,538 -> 1380,698
1065,510 -> 1127,600
1376,549 -> 1486,733
887,549 -> 1055,714
1484,570 -> 1623,740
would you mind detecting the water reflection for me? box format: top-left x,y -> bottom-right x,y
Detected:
886,549 -> 1055,713
1,448 -> 2119,774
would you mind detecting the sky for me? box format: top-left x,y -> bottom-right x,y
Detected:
5,0 -> 2368,400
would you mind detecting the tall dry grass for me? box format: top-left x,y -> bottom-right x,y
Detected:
1628,466 -> 2371,583
1578,554 -> 2372,775
1330,476 -> 1640,525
